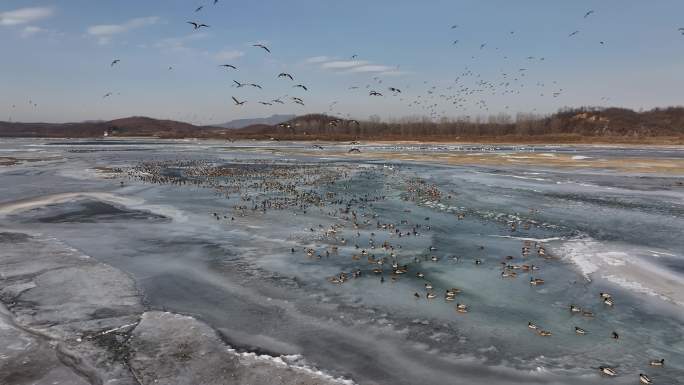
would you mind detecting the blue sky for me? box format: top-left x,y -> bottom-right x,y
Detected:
1,0 -> 683,124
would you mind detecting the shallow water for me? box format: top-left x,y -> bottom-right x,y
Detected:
1,138 -> 682,385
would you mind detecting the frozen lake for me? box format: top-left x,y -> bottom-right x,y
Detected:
1,138 -> 683,385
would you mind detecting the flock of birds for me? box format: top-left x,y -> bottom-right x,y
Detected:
96,5 -> 684,124
6,4 -> 683,124
118,157 -> 673,384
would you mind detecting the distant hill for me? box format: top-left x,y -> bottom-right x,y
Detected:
216,114 -> 296,129
0,116 -> 225,138
1,107 -> 683,143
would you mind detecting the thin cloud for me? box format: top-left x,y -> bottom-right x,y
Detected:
156,33 -> 208,53
349,65 -> 395,73
306,56 -> 332,63
0,7 -> 53,26
215,50 -> 245,61
20,25 -> 46,38
322,60 -> 370,69
87,16 -> 160,45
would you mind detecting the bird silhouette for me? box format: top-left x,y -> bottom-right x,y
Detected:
253,44 -> 271,53
293,84 -> 308,91
195,6 -> 204,12
370,91 -> 383,96
187,21 -> 209,30
569,30 -> 580,37
111,59 -> 120,67
232,96 -> 246,106
220,64 -> 237,70
233,80 -> 247,88
584,10 -> 595,18
278,73 -> 294,80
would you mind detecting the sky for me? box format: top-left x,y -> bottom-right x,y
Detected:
1,0 -> 683,124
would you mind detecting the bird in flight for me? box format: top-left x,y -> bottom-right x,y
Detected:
272,99 -> 285,104
369,91 -> 383,96
233,80 -> 247,88
187,21 -> 209,30
679,27 -> 684,35
220,64 -> 237,70
195,6 -> 204,12
232,97 -> 246,106
103,92 -> 113,98
451,24 -> 458,29
253,44 -> 271,53
351,54 -> 358,59
389,87 -> 401,93
452,40 -> 459,45
480,43 -> 487,49
569,30 -> 580,37
214,0 -> 219,4
584,10 -> 594,18
259,101 -> 273,106
249,83 -> 263,89
111,59 -> 120,67
293,84 -> 308,91
278,73 -> 294,80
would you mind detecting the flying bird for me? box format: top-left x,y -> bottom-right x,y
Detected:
259,101 -> 273,106
233,80 -> 246,88
187,21 -> 209,30
351,54 -> 358,59
480,43 -> 487,49
220,64 -> 237,70
584,10 -> 594,18
569,30 -> 580,37
451,24 -> 458,29
103,92 -> 113,98
232,96 -> 246,106
272,98 -> 285,104
111,59 -> 120,67
249,83 -> 262,89
278,73 -> 294,80
195,6 -> 204,12
389,87 -> 401,93
293,84 -> 308,91
253,44 -> 271,53
452,40 -> 459,45
369,91 -> 383,96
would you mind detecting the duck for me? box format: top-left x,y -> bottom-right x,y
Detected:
582,310 -> 595,318
416,272 -> 425,278
537,330 -> 552,337
599,366 -> 617,376
426,292 -> 437,299
569,304 -> 582,313
611,331 -> 620,339
425,282 -> 433,290
446,288 -> 461,296
414,292 -> 421,299
575,326 -> 587,335
600,292 -> 612,299
639,374 -> 652,384
529,277 -> 545,286
501,271 -> 517,278
649,359 -> 664,367
528,322 -> 538,330
603,297 -> 614,306
456,303 -> 469,313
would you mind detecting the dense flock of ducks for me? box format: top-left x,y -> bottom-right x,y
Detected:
114,158 -> 669,383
